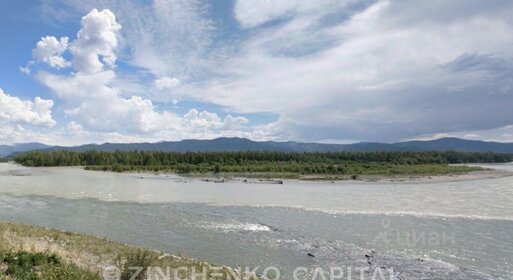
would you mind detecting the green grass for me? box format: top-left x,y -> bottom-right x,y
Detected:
84,163 -> 483,180
0,250 -> 100,280
0,222 -> 239,280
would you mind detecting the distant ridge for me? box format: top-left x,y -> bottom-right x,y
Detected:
0,143 -> 51,157
2,137 -> 513,157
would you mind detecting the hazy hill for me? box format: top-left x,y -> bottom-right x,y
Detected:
0,143 -> 51,157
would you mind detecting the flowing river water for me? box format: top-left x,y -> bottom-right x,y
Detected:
0,162 -> 512,279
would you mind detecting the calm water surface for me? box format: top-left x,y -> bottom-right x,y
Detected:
0,163 -> 512,279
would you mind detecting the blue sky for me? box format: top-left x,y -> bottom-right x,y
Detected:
1,0 -> 513,145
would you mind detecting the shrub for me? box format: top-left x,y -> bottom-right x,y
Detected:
120,249 -> 156,280
0,250 -> 100,280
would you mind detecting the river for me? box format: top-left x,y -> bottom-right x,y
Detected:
0,162 -> 512,279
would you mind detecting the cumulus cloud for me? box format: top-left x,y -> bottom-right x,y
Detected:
37,9 -> 169,134
33,8 -> 252,142
39,70 -> 117,101
0,88 -> 56,127
66,121 -> 88,137
32,36 -> 70,68
0,124 -> 52,144
35,9 -> 176,135
223,115 -> 250,130
183,109 -> 248,131
39,69 -> 179,134
70,9 -> 121,73
155,76 -> 180,90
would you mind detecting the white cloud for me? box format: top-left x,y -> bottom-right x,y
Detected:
39,70 -> 180,134
234,0 -> 299,28
130,0 -> 215,77
66,121 -> 89,137
0,87 -> 56,127
223,115 -> 249,130
19,66 -> 31,74
234,0 -> 349,28
35,10 -> 174,135
50,109 -> 253,145
33,8 -> 253,143
39,70 -> 117,101
70,9 -> 122,73
29,1 -> 513,144
184,0 -> 513,142
37,9 -> 173,134
155,76 -> 180,90
32,36 -> 70,68
182,109 -> 248,131
463,133 -> 480,139
0,125 -> 49,145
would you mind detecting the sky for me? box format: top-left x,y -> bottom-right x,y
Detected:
1,0 -> 513,145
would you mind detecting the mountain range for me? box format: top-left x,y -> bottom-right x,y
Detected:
0,143 -> 52,157
2,137 -> 513,157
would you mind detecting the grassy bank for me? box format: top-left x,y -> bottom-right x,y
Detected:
0,222 -> 236,279
0,250 -> 99,279
84,162 -> 483,178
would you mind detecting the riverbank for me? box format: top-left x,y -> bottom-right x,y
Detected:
91,165 -> 513,184
0,222 -> 235,279
84,162 -> 484,179
15,150 -> 513,180
173,167 -> 513,185
350,168 -> 513,183
81,163 -> 492,182
3,161 -> 511,184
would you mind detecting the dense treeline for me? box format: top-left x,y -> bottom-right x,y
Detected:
13,150 -> 512,176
